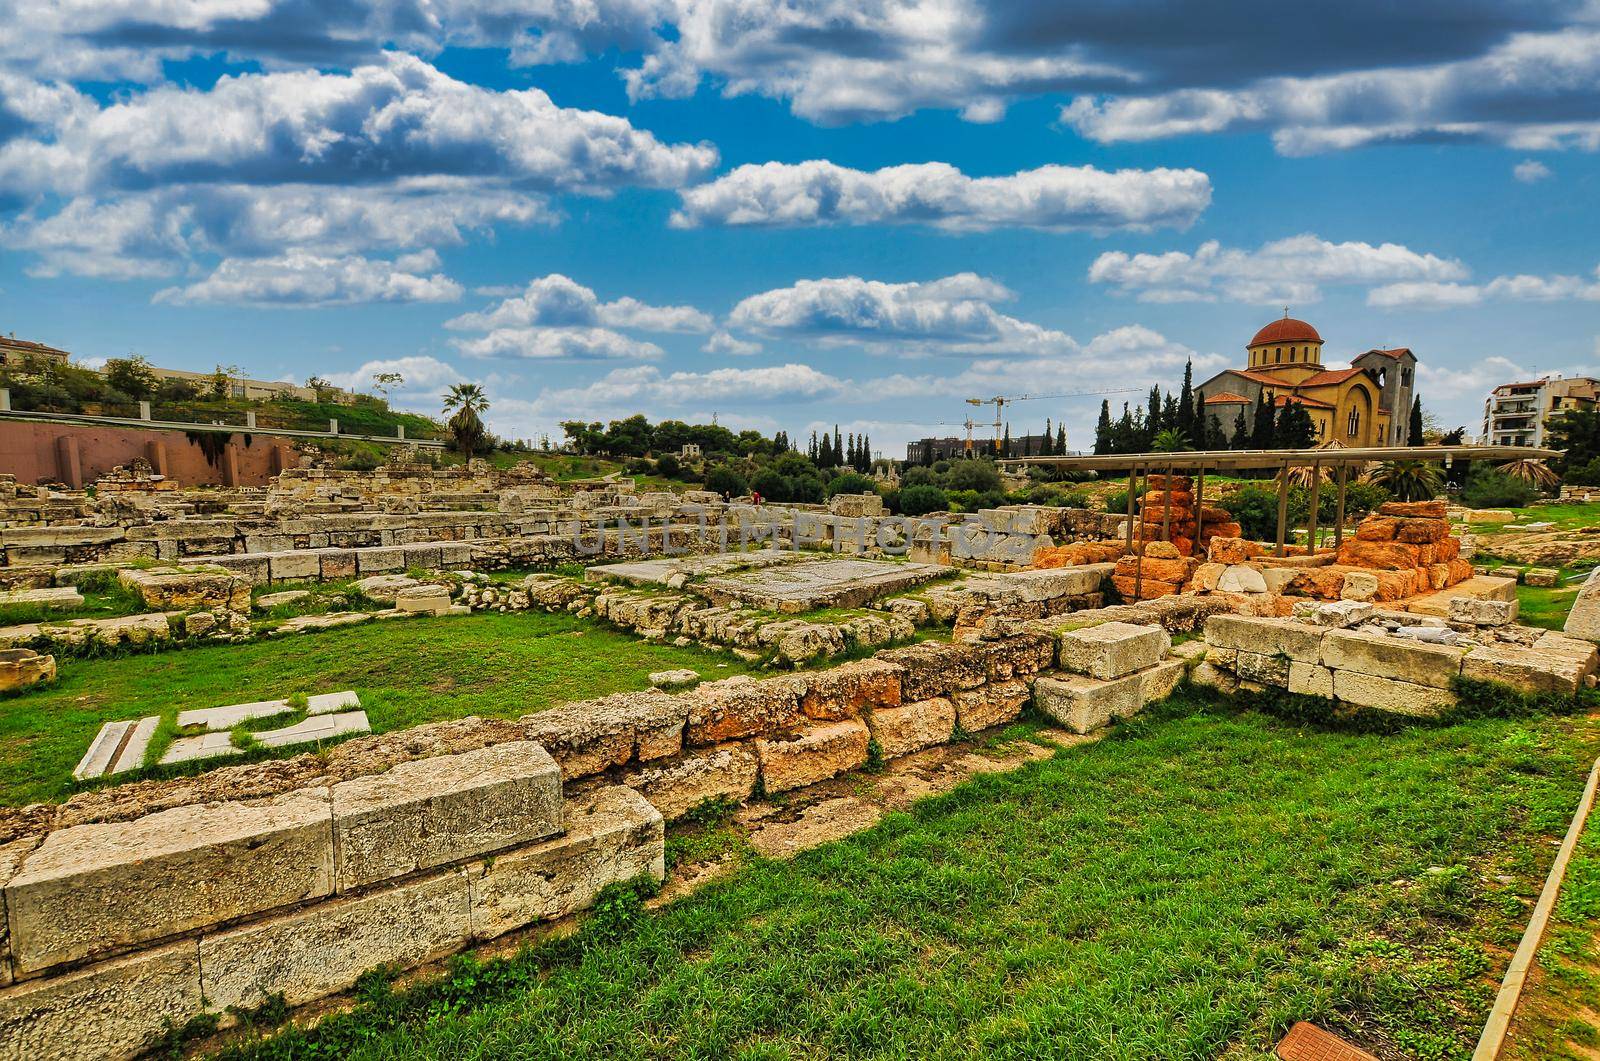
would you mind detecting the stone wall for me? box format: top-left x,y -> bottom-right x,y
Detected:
0,420 -> 297,489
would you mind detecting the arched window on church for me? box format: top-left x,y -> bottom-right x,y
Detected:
1346,407 -> 1361,438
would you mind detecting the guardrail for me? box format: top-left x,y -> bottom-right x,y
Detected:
0,398 -> 448,450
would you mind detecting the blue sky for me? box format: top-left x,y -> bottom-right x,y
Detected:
2,1 -> 1598,455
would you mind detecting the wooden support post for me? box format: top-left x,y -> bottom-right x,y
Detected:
1194,464 -> 1206,554
1124,464 -> 1137,549
1307,463 -> 1321,553
1274,464 -> 1290,557
1334,465 -> 1348,549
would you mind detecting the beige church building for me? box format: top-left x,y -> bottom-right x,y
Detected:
1197,315 -> 1417,447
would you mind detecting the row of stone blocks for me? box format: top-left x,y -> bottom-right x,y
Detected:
1197,613 -> 1599,712
0,744 -> 663,1060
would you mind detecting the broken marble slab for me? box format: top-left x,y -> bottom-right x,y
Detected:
72,715 -> 160,780
159,731 -> 241,766
176,690 -> 360,730
253,710 -> 370,749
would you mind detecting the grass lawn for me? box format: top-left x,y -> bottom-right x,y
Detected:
222,691 -> 1600,1061
1470,502 -> 1600,537
0,611 -> 756,807
1518,584 -> 1583,631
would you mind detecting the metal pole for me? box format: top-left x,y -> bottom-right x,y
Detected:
1161,463 -> 1173,542
1134,463 -> 1145,600
1307,462 -> 1321,553
1274,462 -> 1290,557
1334,464 -> 1348,549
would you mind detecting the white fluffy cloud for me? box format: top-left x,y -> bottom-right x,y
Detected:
1061,29 -> 1600,155
452,327 -> 664,361
727,273 -> 1075,356
153,249 -> 463,307
1514,159 -> 1554,182
671,161 -> 1211,233
322,355 -> 473,400
446,274 -> 713,333
1368,266 -> 1600,308
703,331 -> 762,356
1089,234 -> 1469,304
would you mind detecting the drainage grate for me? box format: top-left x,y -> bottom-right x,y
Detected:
1276,1021 -> 1379,1061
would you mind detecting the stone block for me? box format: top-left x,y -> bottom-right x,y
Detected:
268,551 -> 321,581
6,788 -> 333,976
1217,565 -> 1268,594
396,585 -> 452,616
356,546 -> 408,574
330,742 -> 562,892
756,719 -> 870,793
1332,670 -> 1456,716
786,659 -> 903,721
1189,661 -> 1238,694
523,691 -> 687,777
1378,500 -> 1448,518
1234,650 -> 1290,687
1308,600 -> 1374,627
319,551 -> 357,579
1461,644 -> 1591,697
1319,628 -> 1465,689
1203,614 -> 1324,663
1340,570 -> 1379,601
1287,661 -> 1335,698
685,676 -> 802,745
1564,567 -> 1600,643
951,678 -> 1030,732
622,743 -> 759,821
974,634 -> 1055,681
1033,672 -> 1141,734
117,564 -> 249,613
468,786 -> 664,941
0,942 -> 202,1061
649,668 -> 700,691
1448,596 -> 1518,626
1057,621 -> 1170,679
866,697 -> 956,758
1139,659 -> 1186,704
0,649 -> 54,694
874,641 -> 988,699
200,870 -> 470,1013
1524,567 -> 1561,588
0,838 -> 36,988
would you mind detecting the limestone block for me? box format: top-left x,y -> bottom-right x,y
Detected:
1533,632 -> 1600,672
1138,659 -> 1186,704
6,788 -> 333,976
331,742 -> 562,892
1461,644 -> 1590,697
468,786 -> 664,941
1524,567 -> 1561,588
1288,661 -> 1335,698
685,676 -> 803,745
1217,565 -> 1269,594
1033,672 -> 1141,734
951,678 -> 1030,732
1565,567 -> 1600,643
356,546 -> 408,574
623,742 -> 758,820
254,589 -> 310,610
1057,621 -> 1170,679
1308,601 -> 1373,627
254,710 -> 370,748
200,870 -> 470,1013
1448,596 -> 1518,626
319,551 -> 357,579
866,697 -> 956,758
0,941 -> 202,1061
973,633 -> 1056,681
0,649 -> 54,694
117,564 -> 249,613
1203,614 -> 1324,663
1319,628 -> 1465,689
756,719 -> 870,793
1340,570 -> 1379,602
1332,670 -> 1456,716
524,691 -> 687,777
649,669 -> 700,691
267,551 -> 321,581
0,587 -> 80,610
1233,650 -> 1290,687
0,838 -> 37,988
395,586 -> 452,616
785,658 -> 903,721
1189,661 -> 1238,694
873,641 -> 988,699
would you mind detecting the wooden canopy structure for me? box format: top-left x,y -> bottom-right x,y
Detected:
1000,445 -> 1561,597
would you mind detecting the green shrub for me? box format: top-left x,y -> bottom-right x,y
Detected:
653,453 -> 681,477
1461,467 -> 1539,508
899,484 -> 949,516
704,465 -> 748,498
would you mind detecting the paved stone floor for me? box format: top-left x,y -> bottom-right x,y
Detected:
591,550 -> 951,612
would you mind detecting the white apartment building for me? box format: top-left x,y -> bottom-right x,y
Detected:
1482,374 -> 1600,447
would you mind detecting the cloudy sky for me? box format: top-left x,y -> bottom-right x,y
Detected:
3,1 -> 1598,454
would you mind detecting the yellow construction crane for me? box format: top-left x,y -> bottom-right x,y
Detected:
966,388 -> 1137,453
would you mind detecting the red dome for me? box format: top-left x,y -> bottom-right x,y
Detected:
1249,317 -> 1322,346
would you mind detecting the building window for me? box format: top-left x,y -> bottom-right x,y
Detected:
1346,408 -> 1360,438
1402,368 -> 1412,387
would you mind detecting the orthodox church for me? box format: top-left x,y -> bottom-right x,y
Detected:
1196,314 -> 1417,447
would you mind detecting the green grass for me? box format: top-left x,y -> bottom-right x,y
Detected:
1518,584 -> 1583,631
219,691 -> 1600,1061
0,583 -> 148,627
1470,502 -> 1600,536
0,611 -> 757,806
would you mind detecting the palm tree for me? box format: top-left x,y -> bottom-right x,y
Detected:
1280,439 -> 1345,487
1150,429 -> 1190,452
1363,459 -> 1443,502
1497,458 -> 1560,491
442,383 -> 489,456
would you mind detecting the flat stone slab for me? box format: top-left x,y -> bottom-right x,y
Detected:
0,586 -> 83,609
254,710 -> 370,749
1405,575 -> 1519,617
160,731 -> 241,766
72,716 -> 159,780
587,549 -> 807,588
176,690 -> 359,730
700,558 -> 949,613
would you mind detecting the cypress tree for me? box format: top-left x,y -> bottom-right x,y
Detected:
1001,424 -> 1012,459
1093,400 -> 1113,455
1056,424 -> 1067,454
1278,400 -> 1316,448
1232,409 -> 1249,449
1042,418 -> 1054,456
1409,395 -> 1425,446
1146,385 -> 1163,434
1209,415 -> 1226,451
832,426 -> 843,467
1250,391 -> 1277,449
1176,358 -> 1195,442
808,430 -> 818,462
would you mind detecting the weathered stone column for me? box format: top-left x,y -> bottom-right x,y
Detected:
54,435 -> 82,488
